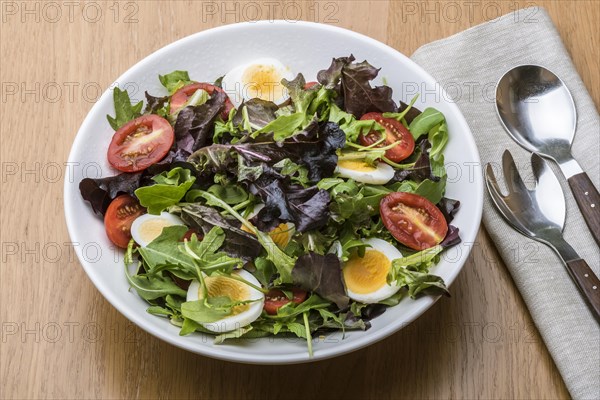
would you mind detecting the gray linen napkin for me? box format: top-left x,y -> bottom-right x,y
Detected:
411,7 -> 599,399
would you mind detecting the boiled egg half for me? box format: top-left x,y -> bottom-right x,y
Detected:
342,238 -> 402,304
130,212 -> 184,248
336,159 -> 394,185
221,58 -> 294,107
186,270 -> 265,333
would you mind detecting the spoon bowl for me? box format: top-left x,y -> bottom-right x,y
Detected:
496,65 -> 576,164
495,64 -> 600,246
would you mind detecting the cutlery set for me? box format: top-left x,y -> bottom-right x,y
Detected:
488,65 -> 600,321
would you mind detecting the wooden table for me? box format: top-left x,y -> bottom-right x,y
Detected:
2,1 -> 597,398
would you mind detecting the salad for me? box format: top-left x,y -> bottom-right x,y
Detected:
79,55 -> 461,355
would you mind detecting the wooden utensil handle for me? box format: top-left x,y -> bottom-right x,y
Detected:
568,172 -> 600,247
565,258 -> 600,322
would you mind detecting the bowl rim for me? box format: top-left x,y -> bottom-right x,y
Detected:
64,20 -> 483,364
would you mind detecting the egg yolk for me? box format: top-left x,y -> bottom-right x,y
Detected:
241,223 -> 292,248
138,219 -> 174,245
242,64 -> 285,103
337,160 -> 377,172
199,276 -> 250,315
343,250 -> 391,294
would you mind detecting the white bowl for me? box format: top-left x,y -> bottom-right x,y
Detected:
64,21 -> 483,364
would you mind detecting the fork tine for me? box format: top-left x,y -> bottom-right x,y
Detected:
484,163 -> 506,199
502,150 -> 528,194
485,163 -> 516,220
485,162 -> 533,236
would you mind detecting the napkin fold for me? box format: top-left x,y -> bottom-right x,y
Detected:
411,7 -> 599,399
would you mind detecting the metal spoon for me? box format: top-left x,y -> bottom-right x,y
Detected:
496,65 -> 600,246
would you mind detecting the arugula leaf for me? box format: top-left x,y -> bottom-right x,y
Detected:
106,87 -> 143,130
207,184 -> 248,205
147,305 -> 173,317
307,86 -> 337,119
299,231 -> 332,255
328,103 -> 384,143
181,227 -> 242,274
134,167 -> 196,214
252,112 -> 306,141
159,70 -> 193,94
125,272 -> 187,301
124,260 -> 187,301
324,179 -> 391,225
429,121 -> 448,160
181,296 -> 248,324
388,246 -> 448,298
271,294 -> 331,319
393,268 -> 449,298
408,108 -> 445,139
213,326 -> 253,344
415,180 -> 445,204
391,245 -> 442,271
136,225 -> 196,272
382,94 -> 419,122
252,257 -> 276,287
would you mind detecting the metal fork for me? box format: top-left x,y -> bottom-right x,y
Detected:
485,150 -> 600,321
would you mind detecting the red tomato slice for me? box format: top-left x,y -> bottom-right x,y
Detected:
170,82 -> 234,120
107,115 -> 174,172
304,81 -> 319,90
180,228 -> 202,242
263,288 -> 308,315
104,195 -> 145,249
359,112 -> 415,162
380,192 -> 448,250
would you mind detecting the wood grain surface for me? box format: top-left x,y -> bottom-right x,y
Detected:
2,1 -> 598,399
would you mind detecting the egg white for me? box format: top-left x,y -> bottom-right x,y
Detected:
186,270 -> 265,333
221,58 -> 293,108
336,161 -> 394,185
130,212 -> 184,248
344,238 -> 403,304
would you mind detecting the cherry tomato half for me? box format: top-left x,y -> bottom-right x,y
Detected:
380,192 -> 448,251
263,288 -> 308,315
180,228 -> 202,242
170,82 -> 234,120
107,114 -> 174,172
104,195 -> 145,249
359,112 -> 415,163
